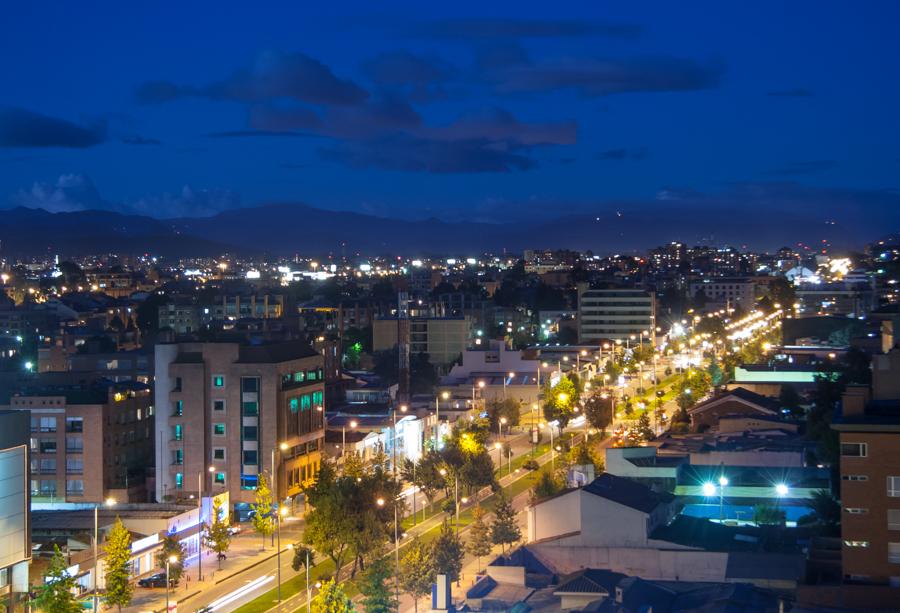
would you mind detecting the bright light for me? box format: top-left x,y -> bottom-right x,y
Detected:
168,555 -> 179,564
477,381 -> 485,388
376,498 -> 385,507
24,361 -> 33,371
280,442 -> 289,451
105,497 -> 117,506
775,483 -> 789,497
718,476 -> 728,487
702,482 -> 717,497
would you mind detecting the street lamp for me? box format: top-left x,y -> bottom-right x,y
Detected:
165,554 -> 178,613
342,420 -> 358,458
775,483 -> 789,497
435,391 -> 450,449
718,476 -> 728,521
198,466 -> 215,582
276,505 -> 289,603
498,416 -> 507,440
440,468 -> 461,539
93,497 -> 116,613
504,372 -> 515,399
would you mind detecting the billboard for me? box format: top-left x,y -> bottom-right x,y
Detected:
0,445 -> 28,569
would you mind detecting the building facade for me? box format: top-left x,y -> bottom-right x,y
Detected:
0,411 -> 30,610
154,340 -> 325,511
578,288 -> 655,342
372,316 -> 470,366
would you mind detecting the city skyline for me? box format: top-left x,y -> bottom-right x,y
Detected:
2,2 -> 900,241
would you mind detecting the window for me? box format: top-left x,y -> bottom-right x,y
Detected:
242,450 -> 258,465
175,473 -> 183,489
243,425 -> 258,441
242,401 -> 258,416
173,424 -> 183,441
32,416 -> 57,432
889,510 -> 900,531
39,440 -> 57,454
890,477 -> 900,498
842,474 -> 868,482
844,540 -> 869,548
39,458 -> 57,473
213,424 -> 226,437
306,370 -> 318,381
241,377 -> 258,393
240,474 -> 258,490
173,400 -> 183,416
66,480 -> 84,496
841,442 -> 867,457
312,391 -> 323,408
173,377 -> 182,392
300,395 -> 311,411
293,371 -> 305,383
39,480 -> 57,497
66,437 -> 83,453
66,458 -> 83,474
213,399 -> 226,412
212,375 -> 225,388
66,417 -> 83,433
289,398 -> 299,413
172,449 -> 183,465
890,543 -> 900,564
214,472 -> 226,485
844,508 -> 868,515
213,448 -> 226,461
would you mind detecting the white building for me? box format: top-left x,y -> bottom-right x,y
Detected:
577,289 -> 655,342
688,278 -> 756,310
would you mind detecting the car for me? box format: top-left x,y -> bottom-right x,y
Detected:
227,524 -> 242,535
138,573 -> 175,588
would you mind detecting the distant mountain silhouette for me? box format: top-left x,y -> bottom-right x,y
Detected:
0,202 -> 885,257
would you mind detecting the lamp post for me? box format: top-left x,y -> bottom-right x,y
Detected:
377,495 -> 401,602
342,420 -> 358,459
718,475 -> 728,521
498,416 -> 507,440
93,497 -> 116,613
504,372 -> 514,399
530,404 -> 538,457
165,554 -> 178,613
440,468 -> 461,538
435,391 -> 449,449
198,466 -> 215,582
276,505 -> 289,604
494,442 -> 502,472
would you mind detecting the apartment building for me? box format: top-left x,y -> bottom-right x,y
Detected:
577,288 -> 655,342
372,316 -> 470,366
154,339 -> 325,512
832,349 -> 900,588
687,278 -> 757,310
7,381 -> 154,503
0,410 -> 30,609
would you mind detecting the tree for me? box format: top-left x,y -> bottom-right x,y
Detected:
205,498 -> 232,568
156,532 -> 185,584
467,506 -> 494,572
766,276 -> 796,311
358,557 -> 397,613
486,398 -> 521,429
34,546 -> 81,613
542,376 -> 578,428
753,504 -> 786,526
584,394 -> 613,431
530,469 -> 564,504
104,518 -> 134,612
490,493 -> 521,554
779,384 -> 801,416
636,412 -> 654,441
808,489 -> 841,527
399,538 -> 434,613
432,520 -> 464,583
291,544 -> 315,572
251,473 -> 275,550
310,579 -> 355,613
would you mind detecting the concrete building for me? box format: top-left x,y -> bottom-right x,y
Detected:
7,381 -> 153,503
577,288 -> 655,342
687,387 -> 782,431
154,339 -> 325,514
372,315 -> 471,366
0,411 -> 30,609
688,278 -> 757,310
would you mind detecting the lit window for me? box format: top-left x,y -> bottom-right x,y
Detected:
890,542 -> 900,564
889,476 -> 900,498
844,540 -> 869,548
889,510 -> 900,531
242,401 -> 258,416
289,398 -> 299,413
214,472 -> 226,485
213,424 -> 226,436
840,443 -> 867,457
175,473 -> 184,489
212,375 -> 225,388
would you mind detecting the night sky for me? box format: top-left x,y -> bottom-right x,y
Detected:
2,1 -> 900,236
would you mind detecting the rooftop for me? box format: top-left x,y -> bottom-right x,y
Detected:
583,473 -> 675,514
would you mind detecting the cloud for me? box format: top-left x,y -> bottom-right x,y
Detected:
425,108 -> 575,145
767,88 -> 813,97
121,135 -> 161,145
766,160 -> 838,176
363,51 -> 455,85
205,129 -> 315,139
10,173 -> 239,218
483,55 -> 724,96
597,147 -> 648,161
418,18 -> 641,39
0,107 -> 106,148
136,50 -> 368,106
319,136 -> 536,173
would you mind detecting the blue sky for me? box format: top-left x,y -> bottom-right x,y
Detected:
1,1 -> 899,236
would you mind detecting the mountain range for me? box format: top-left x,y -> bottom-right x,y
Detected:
0,203 -> 887,258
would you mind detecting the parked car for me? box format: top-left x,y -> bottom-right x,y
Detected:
227,523 -> 242,535
138,573 -> 174,588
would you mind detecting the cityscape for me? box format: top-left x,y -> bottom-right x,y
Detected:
2,3 -> 900,613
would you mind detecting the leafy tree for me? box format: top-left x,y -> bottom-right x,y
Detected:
467,506 -> 494,572
33,546 -> 81,613
530,469 -> 564,504
399,538 -> 434,613
291,544 -> 315,572
707,360 -> 724,387
486,398 -> 521,429
542,376 -> 579,428
779,384 -> 801,415
156,532 -> 185,583
766,276 -> 796,310
459,450 -> 497,494
358,557 -> 397,613
311,579 -> 355,613
205,498 -> 231,568
808,489 -> 841,527
567,443 -> 603,473
403,452 -> 443,513
432,520 -> 464,583
251,473 -> 275,550
104,518 -> 134,612
584,394 -> 613,431
752,504 -> 786,526
636,412 -> 654,441
490,493 -> 521,554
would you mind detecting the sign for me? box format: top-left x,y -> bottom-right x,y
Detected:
167,601 -> 177,613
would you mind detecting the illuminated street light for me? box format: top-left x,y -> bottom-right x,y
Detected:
702,482 -> 716,497
775,483 -> 789,497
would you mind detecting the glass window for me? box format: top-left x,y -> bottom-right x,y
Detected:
293,371 -> 305,382
66,458 -> 83,474
214,472 -> 226,485
39,480 -> 57,496
240,474 -> 258,490
173,424 -> 183,441
213,424 -> 226,436
66,417 -> 83,433
306,370 -> 318,381
66,480 -> 84,496
173,400 -> 183,416
172,449 -> 183,465
842,474 -> 868,481
843,540 -> 869,548
39,440 -> 57,454
313,391 -> 324,407
890,542 -> 900,564
889,510 -> 900,531
243,425 -> 258,441
212,375 -> 225,388
242,450 -> 258,465
213,448 -> 226,461
40,458 -> 56,473
841,443 -> 867,457
213,399 -> 226,412
241,377 -> 259,393
889,476 -> 900,498
33,417 -> 57,432
66,437 -> 83,452
175,473 -> 183,489
242,401 -> 258,416
301,395 -> 311,411
289,398 -> 299,413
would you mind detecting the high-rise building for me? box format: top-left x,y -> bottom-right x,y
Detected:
372,316 -> 471,366
154,339 -> 325,514
577,288 -> 655,342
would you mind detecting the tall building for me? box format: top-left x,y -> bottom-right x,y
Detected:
577,288 -> 655,342
687,278 -> 757,310
372,316 -> 470,366
0,411 -> 29,609
154,339 -> 325,514
7,381 -> 153,503
832,349 -> 900,588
